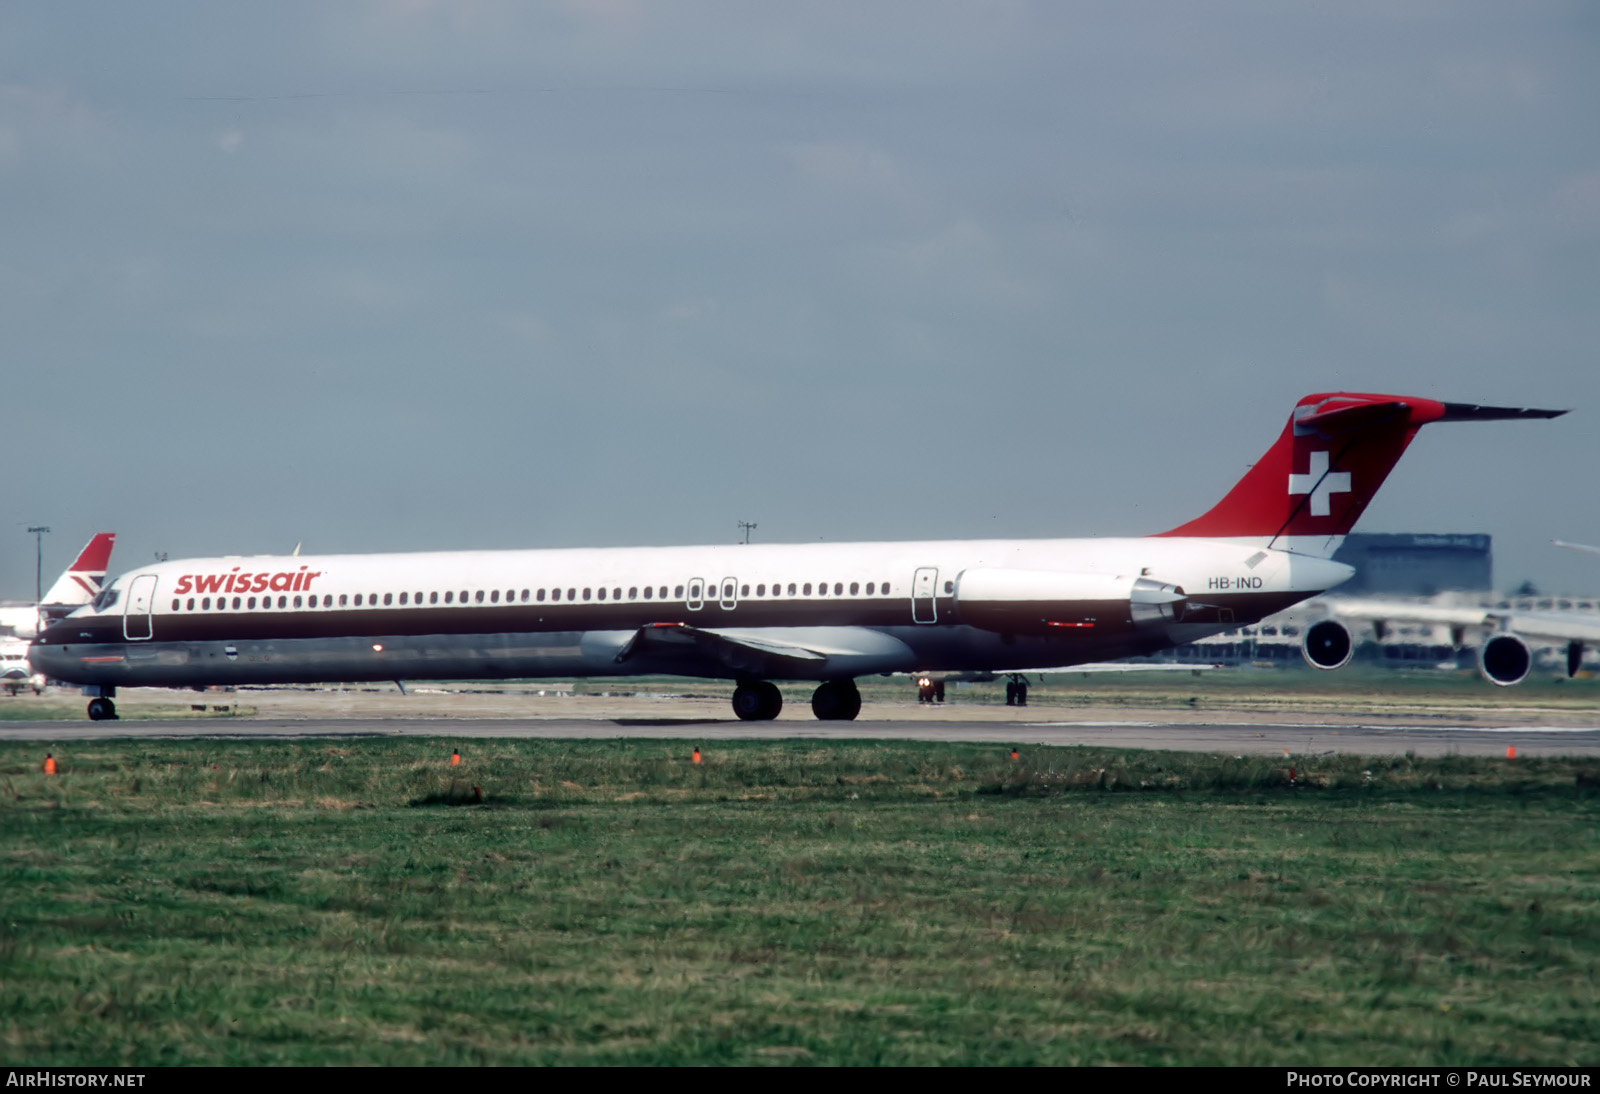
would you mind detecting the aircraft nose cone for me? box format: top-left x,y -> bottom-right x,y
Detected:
26,643 -> 69,678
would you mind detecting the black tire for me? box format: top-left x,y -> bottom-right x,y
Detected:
811,680 -> 861,721
732,681 -> 784,721
732,684 -> 766,721
756,681 -> 783,720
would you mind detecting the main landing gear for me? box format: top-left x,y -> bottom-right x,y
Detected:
731,681 -> 784,722
810,679 -> 861,721
87,697 -> 118,721
729,680 -> 862,721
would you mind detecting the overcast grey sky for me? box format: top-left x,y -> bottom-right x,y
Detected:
4,1 -> 1596,597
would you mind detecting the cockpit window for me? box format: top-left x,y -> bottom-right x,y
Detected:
92,588 -> 120,612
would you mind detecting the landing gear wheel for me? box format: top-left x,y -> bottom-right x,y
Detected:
86,697 -> 118,721
732,681 -> 784,721
810,680 -> 861,721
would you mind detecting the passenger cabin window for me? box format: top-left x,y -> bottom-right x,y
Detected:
629,587 -> 637,600
278,596 -> 288,608
202,597 -> 211,610
444,591 -> 453,604
235,597 -> 243,609
865,583 -> 874,595
399,592 -> 408,605
354,594 -> 363,606
803,583 -> 812,595
186,598 -> 195,611
674,585 -> 684,598
339,595 -> 348,607
642,587 -> 652,600
430,591 -> 438,605
248,597 -> 257,609
491,590 -> 500,604
384,593 -> 393,606
537,589 -> 546,602
475,591 -> 484,604
294,595 -> 303,608
583,588 -> 591,601
521,590 -> 530,602
171,599 -> 180,610
757,584 -> 765,597
850,582 -> 859,595
597,588 -> 606,601
741,585 -> 749,597
788,583 -> 796,596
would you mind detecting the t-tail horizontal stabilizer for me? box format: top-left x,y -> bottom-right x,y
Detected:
1156,393 -> 1566,558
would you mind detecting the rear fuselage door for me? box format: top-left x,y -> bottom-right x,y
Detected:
719,577 -> 738,610
912,567 -> 939,624
687,579 -> 705,611
124,574 -> 158,641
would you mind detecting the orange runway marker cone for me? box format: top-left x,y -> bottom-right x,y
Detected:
1011,749 -> 1019,761
451,749 -> 461,766
43,754 -> 56,776
1507,746 -> 1516,760
692,747 -> 702,765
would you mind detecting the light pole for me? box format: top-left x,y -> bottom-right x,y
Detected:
26,526 -> 50,605
737,521 -> 757,545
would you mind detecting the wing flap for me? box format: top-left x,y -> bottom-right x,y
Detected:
614,623 -> 828,677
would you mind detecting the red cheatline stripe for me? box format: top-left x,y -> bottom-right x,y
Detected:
81,655 -> 125,662
1046,621 -> 1095,628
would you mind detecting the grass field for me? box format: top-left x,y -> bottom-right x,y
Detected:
3,738 -> 1598,1065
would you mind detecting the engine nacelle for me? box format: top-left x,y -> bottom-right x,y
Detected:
953,569 -> 1186,635
1479,633 -> 1531,687
1302,619 -> 1353,670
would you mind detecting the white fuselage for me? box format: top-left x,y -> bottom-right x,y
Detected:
30,536 -> 1352,690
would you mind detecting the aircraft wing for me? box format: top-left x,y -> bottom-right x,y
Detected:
1487,613 -> 1600,645
614,623 -> 828,677
1327,600 -> 1495,628
1325,599 -> 1600,644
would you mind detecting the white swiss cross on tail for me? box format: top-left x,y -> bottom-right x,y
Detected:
1287,451 -> 1351,517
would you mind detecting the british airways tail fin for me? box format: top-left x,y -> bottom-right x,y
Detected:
1154,395 -> 1565,558
41,532 -> 117,605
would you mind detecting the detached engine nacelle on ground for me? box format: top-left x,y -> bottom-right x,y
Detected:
953,569 -> 1186,635
1302,618 -> 1354,670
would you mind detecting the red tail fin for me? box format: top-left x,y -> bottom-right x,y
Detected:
69,533 -> 116,574
43,533 -> 118,605
1155,394 -> 1564,555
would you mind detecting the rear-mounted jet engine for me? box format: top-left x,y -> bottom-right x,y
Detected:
953,569 -> 1186,635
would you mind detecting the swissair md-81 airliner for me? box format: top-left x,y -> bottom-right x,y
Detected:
30,393 -> 1563,721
